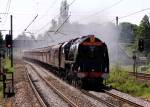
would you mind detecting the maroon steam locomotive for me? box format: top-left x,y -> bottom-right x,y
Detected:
24,35 -> 109,89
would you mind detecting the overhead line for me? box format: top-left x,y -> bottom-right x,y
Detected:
36,14 -> 71,35
24,14 -> 38,31
35,15 -> 71,42
53,0 -> 76,19
35,21 -> 51,34
36,0 -> 76,41
5,0 -> 11,13
68,0 -> 76,6
78,0 -> 124,21
35,0 -> 76,34
22,0 -> 58,34
35,0 -> 59,22
119,8 -> 150,19
92,0 -> 124,15
55,15 -> 71,33
0,13 -> 9,14
96,7 -> 150,27
2,0 -> 11,25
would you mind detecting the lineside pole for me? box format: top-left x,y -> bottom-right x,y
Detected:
10,15 -> 13,67
116,16 -> 118,26
132,51 -> 137,77
10,15 -> 14,93
116,16 -> 119,64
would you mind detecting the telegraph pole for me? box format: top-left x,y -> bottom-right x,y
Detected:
10,15 -> 13,67
10,15 -> 14,94
133,51 -> 136,76
116,16 -> 119,27
116,16 -> 119,63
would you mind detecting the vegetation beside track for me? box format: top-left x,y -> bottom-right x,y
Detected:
3,57 -> 14,72
107,65 -> 150,100
147,63 -> 150,73
0,83 -> 3,105
0,57 -> 14,104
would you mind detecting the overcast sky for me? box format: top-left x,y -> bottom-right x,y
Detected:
0,0 -> 150,38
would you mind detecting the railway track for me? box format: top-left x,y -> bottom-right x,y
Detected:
81,90 -> 117,107
81,89 -> 143,107
129,72 -> 150,80
25,61 -> 146,107
26,61 -> 120,107
25,66 -> 47,107
26,62 -> 78,107
103,89 -> 143,107
26,61 -> 122,107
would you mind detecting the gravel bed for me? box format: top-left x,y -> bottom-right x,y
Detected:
14,59 -> 41,107
29,62 -> 110,107
26,64 -> 69,107
81,93 -> 108,107
108,89 -> 150,107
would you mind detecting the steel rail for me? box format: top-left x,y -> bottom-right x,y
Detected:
81,90 -> 117,107
129,72 -> 150,76
27,62 -> 78,107
129,72 -> 150,80
24,60 -> 144,107
103,90 -> 143,107
25,66 -> 47,107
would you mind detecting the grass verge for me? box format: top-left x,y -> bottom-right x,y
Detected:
107,65 -> 150,100
0,83 -> 3,105
3,57 -> 14,72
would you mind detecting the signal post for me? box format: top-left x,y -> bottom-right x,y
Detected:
2,15 -> 14,97
132,38 -> 145,78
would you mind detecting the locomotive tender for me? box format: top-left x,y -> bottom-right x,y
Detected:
24,35 -> 109,88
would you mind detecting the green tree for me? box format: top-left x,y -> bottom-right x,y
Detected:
138,15 -> 150,38
132,24 -> 139,39
138,15 -> 150,53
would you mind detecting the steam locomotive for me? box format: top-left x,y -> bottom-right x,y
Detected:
24,35 -> 109,89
